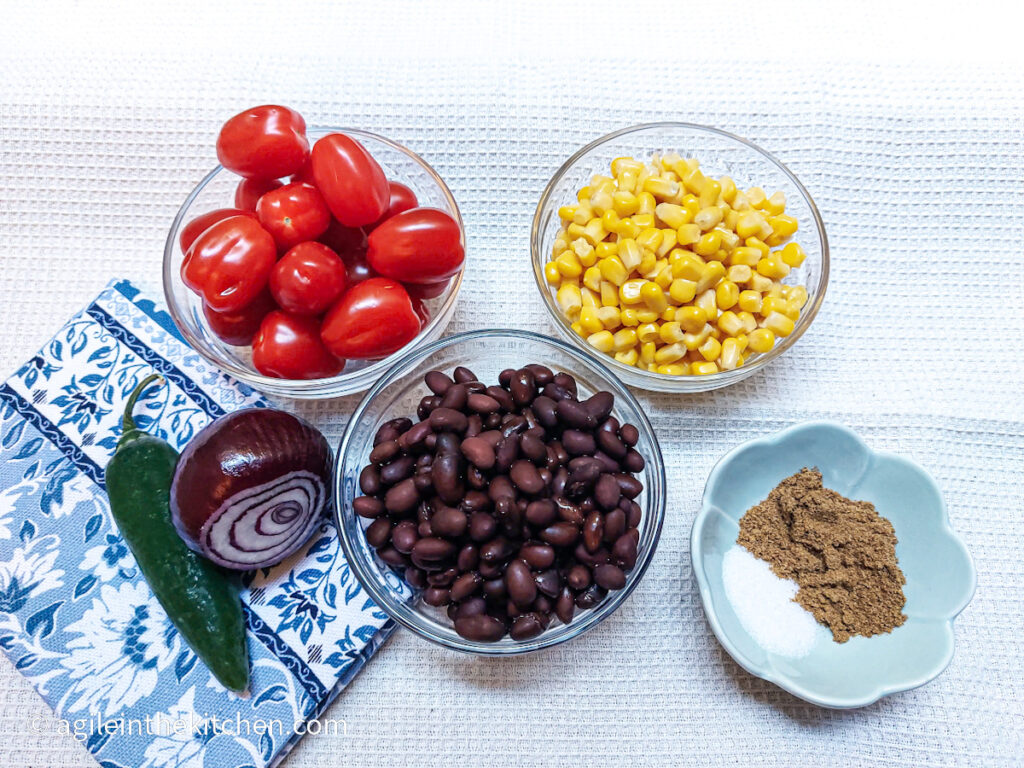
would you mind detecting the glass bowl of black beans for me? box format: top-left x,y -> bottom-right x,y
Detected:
334,328 -> 666,654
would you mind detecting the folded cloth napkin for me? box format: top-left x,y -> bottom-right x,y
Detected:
0,280 -> 394,768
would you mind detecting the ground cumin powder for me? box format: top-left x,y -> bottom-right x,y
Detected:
737,467 -> 906,642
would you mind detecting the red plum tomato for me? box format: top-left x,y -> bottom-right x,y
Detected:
181,216 -> 277,313
318,219 -> 367,259
405,279 -> 450,300
320,278 -> 421,359
179,208 -> 255,254
270,242 -> 348,315
202,289 -> 276,346
256,182 -> 331,251
310,133 -> 389,227
235,177 -> 282,212
216,105 -> 309,180
366,208 -> 464,284
368,181 -> 418,231
252,310 -> 344,380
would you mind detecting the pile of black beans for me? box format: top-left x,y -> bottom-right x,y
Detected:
354,364 -> 645,642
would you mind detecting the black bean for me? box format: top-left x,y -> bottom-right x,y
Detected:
583,511 -> 604,553
620,423 -> 639,446
613,529 -> 640,570
431,505 -> 468,537
412,471 -> 434,495
555,498 -> 584,526
565,459 -> 602,498
574,542 -> 610,567
450,571 -> 481,602
484,385 -> 514,412
428,567 -> 458,587
510,369 -> 536,405
518,432 -> 547,464
457,544 -> 479,571
434,432 -> 461,456
480,536 -> 515,563
495,436 -> 519,471
353,496 -> 384,519
380,455 -> 415,485
525,499 -> 557,527
391,521 -> 419,554
454,614 -> 506,642
534,569 -> 561,598
478,560 -> 503,579
454,597 -> 486,618
556,399 -> 594,429
452,366 -> 478,384
594,563 -> 626,590
540,522 -> 579,547
440,383 -> 468,411
532,395 -> 558,427
596,425 -> 627,459
461,436 -> 496,469
626,500 -> 642,529
562,429 -> 596,456
575,584 -> 607,609
505,559 -> 537,608
509,460 -> 544,494
466,465 -> 487,489
405,566 -> 428,590
377,547 -> 409,568
398,420 -> 433,452
524,364 -> 554,385
465,413 -> 483,437
614,473 -> 643,499
481,578 -> 507,601
498,368 -> 516,387
542,382 -> 574,401
594,473 -> 622,510
510,613 -> 545,640
423,587 -> 450,606
411,537 -> 456,563
623,448 -> 646,473
550,467 -> 568,497
425,370 -> 454,395
359,465 -> 381,495
417,395 -> 441,421
467,393 -> 501,413
488,475 -> 516,503
375,417 -> 412,445
555,587 -> 576,624
566,564 -> 591,590
603,509 -> 626,543
369,439 -> 400,465
384,477 -> 420,513
520,544 -> 555,569
469,512 -> 498,542
431,453 -> 463,504
429,407 -> 468,433
365,518 -> 392,548
500,415 -> 528,437
582,391 -> 614,421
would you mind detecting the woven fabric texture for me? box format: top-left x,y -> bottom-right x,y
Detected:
1,2 -> 1022,765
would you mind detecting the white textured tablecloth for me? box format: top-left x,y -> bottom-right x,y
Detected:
2,1 -> 1022,765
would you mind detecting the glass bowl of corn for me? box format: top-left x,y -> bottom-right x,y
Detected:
531,123 -> 828,392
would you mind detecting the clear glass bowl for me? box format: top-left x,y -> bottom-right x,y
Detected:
163,128 -> 465,399
334,329 -> 666,654
531,122 -> 829,393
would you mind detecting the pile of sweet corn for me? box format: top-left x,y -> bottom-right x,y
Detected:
545,154 -> 808,375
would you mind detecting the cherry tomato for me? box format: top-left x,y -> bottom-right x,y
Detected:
235,177 -> 282,212
253,310 -> 344,380
179,207 -> 255,254
367,208 -> 464,284
367,181 -> 419,231
310,133 -> 389,227
182,216 -> 277,313
256,182 -> 331,251
216,105 -> 309,180
270,242 -> 348,315
202,289 -> 276,346
405,278 -> 450,300
319,219 -> 367,259
320,278 -> 421,359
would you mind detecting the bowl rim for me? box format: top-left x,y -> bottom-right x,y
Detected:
690,419 -> 978,708
162,127 -> 465,394
333,327 -> 667,655
530,121 -> 830,390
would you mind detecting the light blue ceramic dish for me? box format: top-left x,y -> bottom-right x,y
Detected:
691,421 -> 976,708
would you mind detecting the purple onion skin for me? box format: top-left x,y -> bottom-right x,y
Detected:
170,408 -> 332,570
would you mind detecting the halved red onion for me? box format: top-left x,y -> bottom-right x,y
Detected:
170,409 -> 331,570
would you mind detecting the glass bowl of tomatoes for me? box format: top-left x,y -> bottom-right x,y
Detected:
164,123 -> 465,399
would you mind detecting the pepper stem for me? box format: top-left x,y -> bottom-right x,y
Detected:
122,374 -> 163,433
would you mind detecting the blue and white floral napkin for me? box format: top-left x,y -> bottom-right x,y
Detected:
0,280 -> 394,768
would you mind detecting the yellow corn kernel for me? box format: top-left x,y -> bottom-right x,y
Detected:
691,361 -> 719,376
727,264 -> 753,284
554,251 -> 583,279
635,309 -> 659,324
682,323 -> 714,350
745,237 -> 770,256
579,306 -> 603,334
723,208 -> 739,232
643,176 -> 681,201
600,281 -> 619,307
553,234 -> 570,255
670,250 -> 705,281
581,218 -> 606,246
676,305 -> 706,333
637,323 -> 660,343
615,217 -> 640,239
654,263 -> 673,290
719,175 -> 737,204
640,282 -> 668,314
669,278 -> 697,305
760,296 -> 788,317
736,210 -> 767,239
631,213 -> 655,230
544,262 -> 561,285
677,223 -> 701,245
731,190 -> 750,211
556,283 -> 582,320
763,311 -> 795,336
715,280 -> 740,310
696,289 -> 717,320
656,363 -> 689,375
738,290 -> 762,313
655,203 -> 689,229
582,266 -> 602,292
570,321 -> 584,336
717,310 -> 744,336
681,167 -> 707,194
696,261 -> 727,293
597,221 -> 619,248
749,273 -> 773,293
699,179 -> 722,208
654,343 -> 686,364
612,328 -> 638,351
572,203 -> 593,226
693,230 -> 722,257
576,186 -> 592,203
598,256 -> 629,286
619,279 -> 647,305
611,190 -> 639,217
596,306 -> 621,330
765,280 -> 785,299
636,227 -> 663,253
657,321 -> 683,343
611,157 -> 643,176
789,285 -> 809,309
557,205 -> 577,221
756,257 -> 790,279
780,242 -> 807,268
747,328 -> 776,353
746,187 -> 767,209
769,214 -> 798,239
589,189 -> 613,216
640,341 -> 657,364
571,237 -> 596,267
580,286 -> 599,309
694,206 -> 723,231
635,191 -> 656,216
764,190 -> 787,216
637,249 -> 659,277
614,348 -> 639,366
620,308 -> 639,326
566,222 -> 585,240
719,338 -> 743,370
616,238 -> 642,271
698,336 -> 722,362
716,227 -> 740,252
586,330 -> 615,353
736,311 -> 758,333
655,229 -> 677,258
